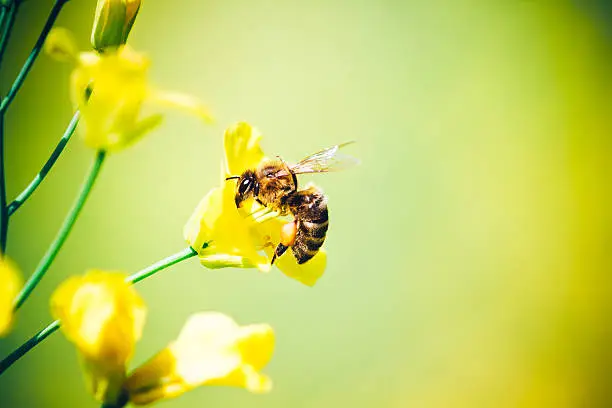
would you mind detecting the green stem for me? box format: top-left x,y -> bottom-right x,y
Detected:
0,113 -> 7,253
0,0 -> 69,114
0,320 -> 60,375
7,111 -> 80,216
13,150 -> 106,310
0,247 -> 197,375
0,0 -> 18,70
126,247 -> 197,284
0,5 -> 6,32
0,4 -> 8,50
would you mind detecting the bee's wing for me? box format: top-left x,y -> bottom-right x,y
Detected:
284,142 -> 360,176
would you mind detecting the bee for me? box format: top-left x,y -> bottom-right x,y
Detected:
226,142 -> 359,265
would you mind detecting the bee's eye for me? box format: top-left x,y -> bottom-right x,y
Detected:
238,178 -> 252,195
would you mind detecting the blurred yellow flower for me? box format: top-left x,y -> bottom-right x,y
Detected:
91,0 -> 141,52
51,270 -> 146,405
0,257 -> 21,336
45,27 -> 213,152
183,122 -> 327,286
124,312 -> 274,405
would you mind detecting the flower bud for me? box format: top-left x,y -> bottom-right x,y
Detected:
91,0 -> 141,52
44,27 -> 78,62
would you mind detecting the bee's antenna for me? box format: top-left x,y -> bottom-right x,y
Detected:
225,176 -> 240,181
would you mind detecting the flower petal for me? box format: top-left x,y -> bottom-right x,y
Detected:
125,312 -> 274,405
224,122 -> 265,176
274,248 -> 327,287
184,182 -> 270,272
72,46 -> 150,151
150,89 -> 214,124
0,257 -> 21,336
104,114 -> 164,150
51,270 -> 146,403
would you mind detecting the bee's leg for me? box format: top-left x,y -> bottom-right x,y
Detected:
248,206 -> 271,219
253,209 -> 280,223
271,243 -> 289,265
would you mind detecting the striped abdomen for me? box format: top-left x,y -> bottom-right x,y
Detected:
288,187 -> 329,264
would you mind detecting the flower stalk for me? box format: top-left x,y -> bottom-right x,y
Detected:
0,113 -> 7,253
0,0 -> 70,114
13,150 -> 106,310
8,111 -> 81,216
0,0 -> 18,70
0,247 -> 197,375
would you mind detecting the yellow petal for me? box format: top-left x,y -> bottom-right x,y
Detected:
105,114 -> 164,149
274,247 -> 327,287
125,312 -> 274,405
0,257 -> 22,336
183,182 -> 270,272
224,122 -> 265,176
71,46 -> 151,151
150,89 -> 214,124
44,27 -> 78,62
184,123 -> 271,271
51,270 -> 146,403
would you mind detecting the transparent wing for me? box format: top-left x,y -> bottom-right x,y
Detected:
287,141 -> 360,175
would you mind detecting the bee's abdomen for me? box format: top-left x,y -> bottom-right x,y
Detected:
288,188 -> 329,264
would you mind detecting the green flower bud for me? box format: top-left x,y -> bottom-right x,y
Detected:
91,0 -> 141,52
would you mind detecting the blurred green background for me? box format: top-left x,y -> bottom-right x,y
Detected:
2,0 -> 612,407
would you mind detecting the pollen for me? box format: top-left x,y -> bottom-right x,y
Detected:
280,221 -> 297,247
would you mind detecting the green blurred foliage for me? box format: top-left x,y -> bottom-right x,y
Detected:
2,1 -> 612,407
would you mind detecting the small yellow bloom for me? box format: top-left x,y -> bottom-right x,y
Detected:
91,0 -> 141,52
0,257 -> 21,336
45,27 -> 213,152
183,122 -> 327,286
124,312 -> 274,405
51,270 -> 146,405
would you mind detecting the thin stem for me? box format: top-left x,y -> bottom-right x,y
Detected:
0,320 -> 60,374
0,0 -> 69,114
7,111 -> 80,216
0,113 -> 6,253
0,5 -> 8,50
0,0 -> 18,70
127,247 -> 197,284
13,150 -> 106,310
0,247 -> 197,375
0,6 -> 6,32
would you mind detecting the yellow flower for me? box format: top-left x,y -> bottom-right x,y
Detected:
91,0 -> 141,52
45,27 -> 213,152
51,270 -> 146,405
183,122 -> 327,286
124,312 -> 274,405
0,257 -> 21,336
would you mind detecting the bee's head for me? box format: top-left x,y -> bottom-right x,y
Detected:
227,170 -> 258,208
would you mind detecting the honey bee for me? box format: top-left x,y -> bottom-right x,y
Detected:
226,142 -> 359,265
